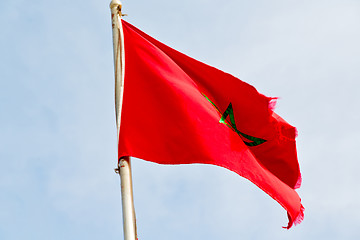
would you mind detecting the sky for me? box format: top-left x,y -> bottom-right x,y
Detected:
1,0 -> 360,239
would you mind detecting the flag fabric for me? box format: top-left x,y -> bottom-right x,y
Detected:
118,20 -> 304,228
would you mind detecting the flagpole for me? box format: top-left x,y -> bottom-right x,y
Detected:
110,1 -> 137,240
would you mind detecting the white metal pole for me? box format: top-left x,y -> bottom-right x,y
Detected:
110,1 -> 137,240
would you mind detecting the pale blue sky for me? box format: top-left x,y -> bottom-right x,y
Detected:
1,0 -> 360,239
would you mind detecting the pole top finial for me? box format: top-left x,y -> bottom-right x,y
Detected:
110,0 -> 122,10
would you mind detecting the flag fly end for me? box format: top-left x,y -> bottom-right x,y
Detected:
285,204 -> 305,229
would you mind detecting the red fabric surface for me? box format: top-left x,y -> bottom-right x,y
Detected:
118,20 -> 303,228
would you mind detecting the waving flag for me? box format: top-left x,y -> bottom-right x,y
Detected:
118,20 -> 304,228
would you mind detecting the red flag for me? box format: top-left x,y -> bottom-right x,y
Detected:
118,20 -> 304,228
